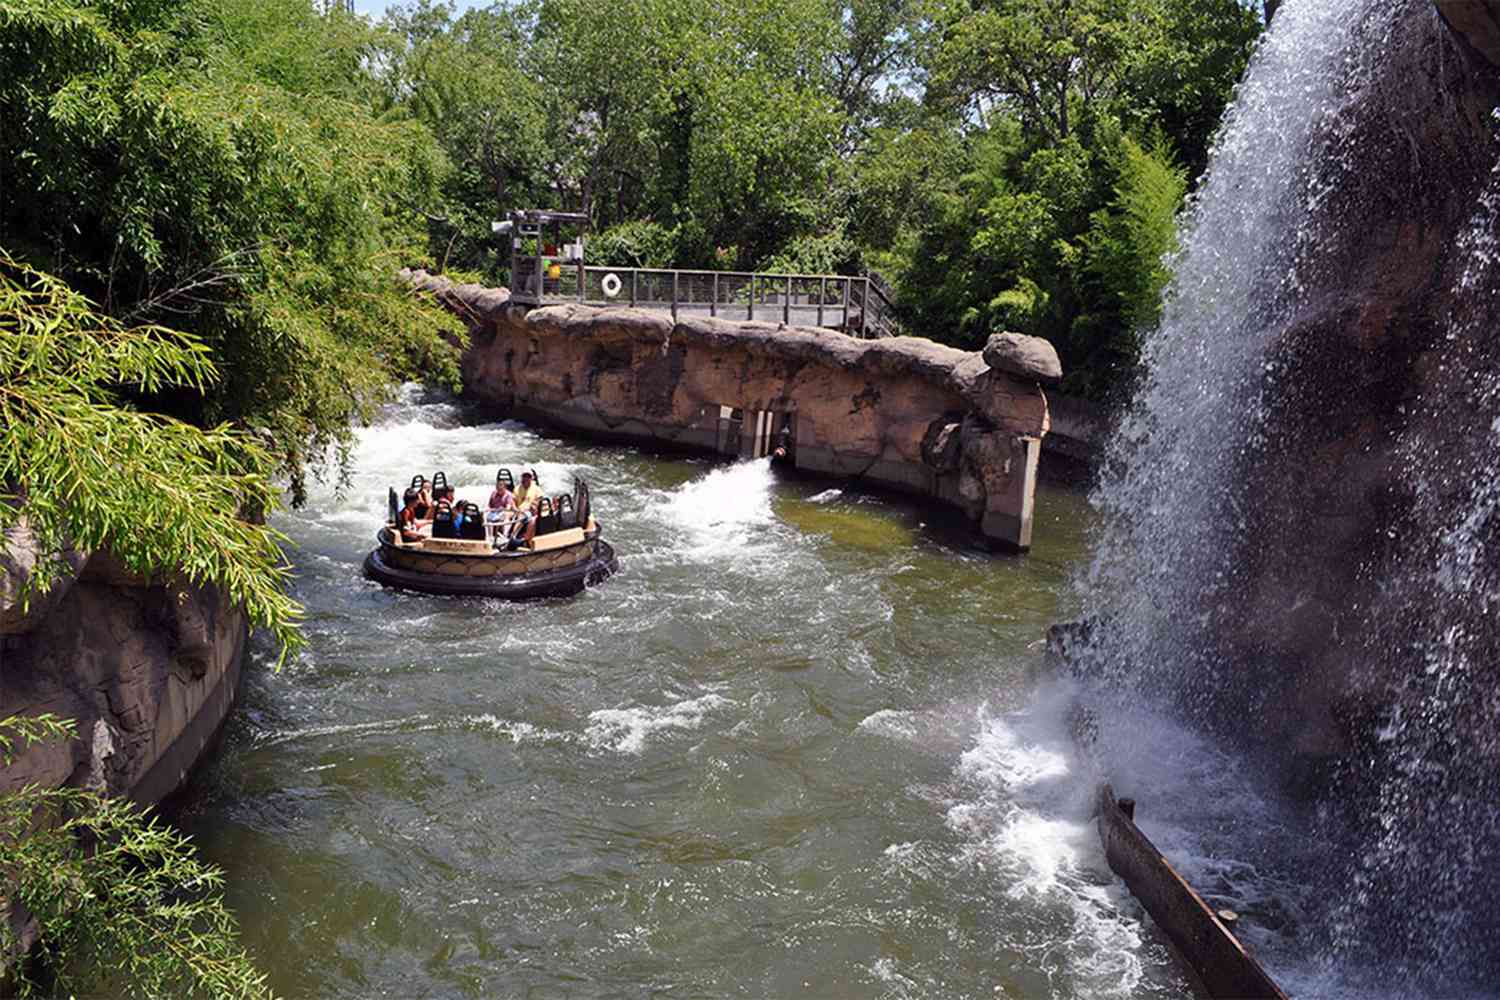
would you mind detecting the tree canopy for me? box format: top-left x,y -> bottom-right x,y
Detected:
379,0 -> 1263,400
0,0 -> 465,501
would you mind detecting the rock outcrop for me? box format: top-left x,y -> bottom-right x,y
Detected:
981,332 -> 1063,382
1,537 -> 247,807
1434,0 -> 1500,67
403,269 -> 1056,549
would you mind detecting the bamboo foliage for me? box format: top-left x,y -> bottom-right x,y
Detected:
0,251 -> 303,663
0,715 -> 273,1000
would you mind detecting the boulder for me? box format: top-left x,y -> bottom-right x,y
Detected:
982,332 -> 1062,382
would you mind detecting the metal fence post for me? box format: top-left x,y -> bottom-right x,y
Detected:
782,276 -> 790,326
630,270 -> 636,308
749,275 -> 756,321
817,277 -> 826,328
841,278 -> 851,332
711,272 -> 718,318
672,271 -> 679,322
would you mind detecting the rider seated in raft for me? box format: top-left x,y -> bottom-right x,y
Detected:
488,476 -> 516,512
487,473 -> 520,543
505,470 -> 545,549
396,488 -> 429,542
410,476 -> 434,520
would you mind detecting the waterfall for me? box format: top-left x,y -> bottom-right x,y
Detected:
1079,0 -> 1500,991
1086,0 -> 1392,693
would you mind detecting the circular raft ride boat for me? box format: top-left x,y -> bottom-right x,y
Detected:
363,474 -> 617,599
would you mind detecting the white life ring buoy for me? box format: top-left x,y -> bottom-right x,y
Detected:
601,272 -> 623,298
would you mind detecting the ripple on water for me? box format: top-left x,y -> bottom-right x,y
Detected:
179,386 -> 1177,1000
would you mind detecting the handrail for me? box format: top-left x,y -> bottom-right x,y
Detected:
509,260 -> 899,340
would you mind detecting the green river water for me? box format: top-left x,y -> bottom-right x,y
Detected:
178,387 -> 1193,999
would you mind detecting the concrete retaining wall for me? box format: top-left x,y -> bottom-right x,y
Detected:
405,270 -> 1055,550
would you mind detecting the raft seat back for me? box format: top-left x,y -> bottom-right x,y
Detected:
529,526 -> 586,552
388,487 -> 399,525
459,501 -> 486,540
410,474 -> 425,490
431,471 -> 449,492
534,497 -> 559,536
574,479 -> 591,530
495,467 -> 515,489
555,492 -> 578,530
431,500 -> 457,539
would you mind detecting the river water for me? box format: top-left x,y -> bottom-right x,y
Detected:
179,386 -> 1192,999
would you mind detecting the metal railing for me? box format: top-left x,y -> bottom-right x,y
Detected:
510,262 -> 899,339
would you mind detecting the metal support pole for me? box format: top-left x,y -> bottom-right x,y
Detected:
782,276 -> 790,326
711,272 -> 718,318
630,270 -> 637,308
672,271 -> 679,322
576,262 -> 584,303
841,278 -> 851,333
817,277 -> 826,328
749,276 -> 756,321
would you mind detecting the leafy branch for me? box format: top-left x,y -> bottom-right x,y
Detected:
0,251 -> 304,663
0,715 -> 274,999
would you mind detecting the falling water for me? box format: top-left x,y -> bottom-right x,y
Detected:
1086,0 -> 1395,691
1079,0 -> 1500,994
1327,138 -> 1500,987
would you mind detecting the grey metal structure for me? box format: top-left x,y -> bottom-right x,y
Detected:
500,209 -> 898,339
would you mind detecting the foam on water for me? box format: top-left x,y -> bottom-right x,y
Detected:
467,714 -> 581,747
583,693 -> 735,755
858,709 -> 920,741
944,683 -> 1168,998
658,458 -> 779,559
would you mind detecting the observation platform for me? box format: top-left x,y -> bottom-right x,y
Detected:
497,209 -> 899,339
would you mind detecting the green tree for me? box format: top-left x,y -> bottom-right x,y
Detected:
2,715 -> 271,999
1069,132 -> 1187,397
378,2 -> 551,276
0,251 -> 302,660
927,0 -> 1143,141
0,0 -> 465,501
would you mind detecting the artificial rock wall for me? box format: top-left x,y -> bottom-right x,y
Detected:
1,521 -> 246,807
403,270 -> 1057,549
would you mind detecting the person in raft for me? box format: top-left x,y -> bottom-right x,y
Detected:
396,488 -> 429,542
488,475 -> 516,511
486,473 -> 519,544
414,477 -> 434,520
505,470 -> 545,549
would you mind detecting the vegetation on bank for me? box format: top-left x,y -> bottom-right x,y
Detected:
0,0 -> 466,504
384,0 -> 1265,401
0,1 -> 458,994
1,716 -> 272,1000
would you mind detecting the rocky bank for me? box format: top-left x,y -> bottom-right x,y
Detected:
403,270 -> 1058,549
1,521 -> 246,806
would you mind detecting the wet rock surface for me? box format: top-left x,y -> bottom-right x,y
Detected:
1,547 -> 247,804
1435,0 -> 1500,67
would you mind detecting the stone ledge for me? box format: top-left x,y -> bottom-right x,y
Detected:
403,269 -> 1057,549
